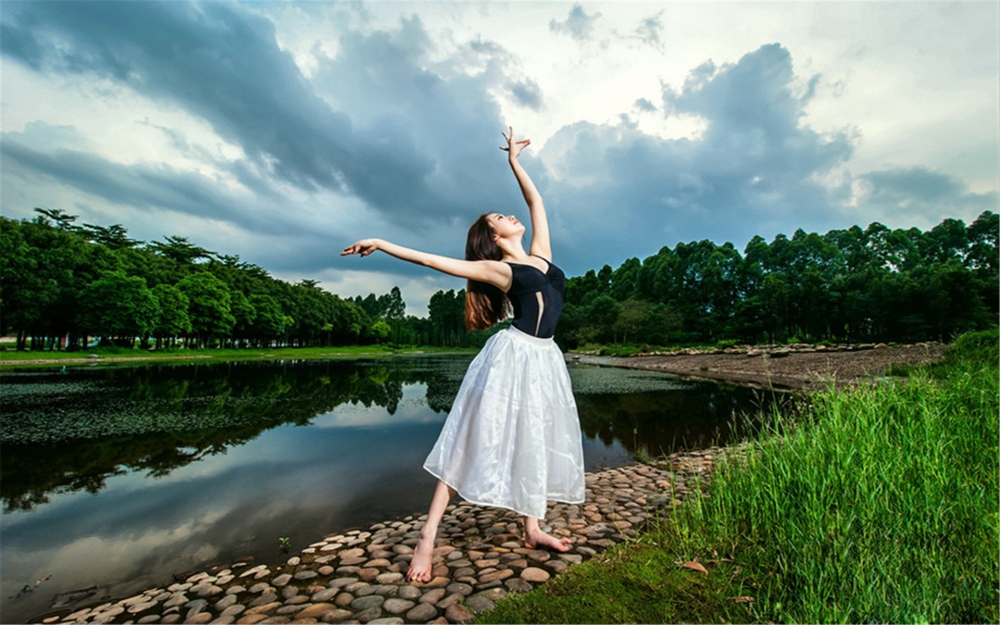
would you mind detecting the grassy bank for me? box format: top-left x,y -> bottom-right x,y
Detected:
481,329 -> 999,624
0,344 -> 479,369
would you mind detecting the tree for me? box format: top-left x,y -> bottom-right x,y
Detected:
77,271 -> 159,346
151,284 -> 192,348
176,272 -> 235,345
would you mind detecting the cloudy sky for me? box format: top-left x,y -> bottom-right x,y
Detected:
2,1 -> 997,315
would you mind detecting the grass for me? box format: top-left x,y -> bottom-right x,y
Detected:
480,328 -> 999,624
0,344 -> 478,369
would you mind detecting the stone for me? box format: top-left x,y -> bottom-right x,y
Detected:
235,615 -> 270,625
419,588 -> 446,604
227,586 -> 247,595
504,578 -> 533,593
406,602 -> 439,622
294,603 -> 336,619
383,598 -> 416,615
479,569 -> 512,583
334,592 -> 354,607
328,577 -> 359,589
351,595 -> 386,611
161,615 -> 181,624
248,592 -> 279,608
137,616 -> 161,624
355,606 -> 384,623
215,594 -> 238,611
272,574 -> 292,587
444,604 -> 474,624
286,595 -> 309,605
520,567 -> 550,583
287,557 -> 301,566
311,588 -> 339,603
436,593 -> 463,610
186,613 -> 213,624
220,605 -> 246,618
368,619 -> 404,625
397,585 -> 422,600
318,566 -> 335,576
464,595 -> 495,614
375,572 -> 403,585
445,583 -> 473,596
293,570 -> 318,581
319,608 -> 354,623
358,568 -> 381,581
245,601 -> 282,615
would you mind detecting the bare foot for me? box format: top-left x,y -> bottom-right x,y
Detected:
524,529 -> 572,552
406,531 -> 435,583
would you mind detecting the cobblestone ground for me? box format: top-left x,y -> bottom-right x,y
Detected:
40,448 -> 729,625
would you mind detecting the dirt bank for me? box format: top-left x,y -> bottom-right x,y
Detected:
570,343 -> 949,392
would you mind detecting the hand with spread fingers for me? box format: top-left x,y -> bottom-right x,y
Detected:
341,239 -> 380,257
500,126 -> 531,160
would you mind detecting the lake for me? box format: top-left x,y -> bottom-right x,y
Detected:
0,355 -> 781,623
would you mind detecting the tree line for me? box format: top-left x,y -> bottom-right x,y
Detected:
558,211 -> 998,348
0,209 -> 488,351
2,208 -> 995,352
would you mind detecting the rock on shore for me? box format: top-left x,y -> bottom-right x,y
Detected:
37,448 -> 730,625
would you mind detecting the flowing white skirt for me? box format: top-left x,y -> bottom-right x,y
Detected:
423,325 -> 586,519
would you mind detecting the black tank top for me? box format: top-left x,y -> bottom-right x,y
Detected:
505,256 -> 566,339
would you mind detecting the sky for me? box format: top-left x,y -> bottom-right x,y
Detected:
2,1 -> 997,316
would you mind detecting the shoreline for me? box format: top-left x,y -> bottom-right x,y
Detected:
28,448 -> 731,625
571,342 -> 948,392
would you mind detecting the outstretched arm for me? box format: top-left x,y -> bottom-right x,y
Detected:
501,127 -> 551,260
342,238 -> 511,290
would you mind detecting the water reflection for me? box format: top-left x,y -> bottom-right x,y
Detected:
1,357 -> 780,623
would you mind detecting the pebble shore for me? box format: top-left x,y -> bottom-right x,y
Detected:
38,448 -> 730,625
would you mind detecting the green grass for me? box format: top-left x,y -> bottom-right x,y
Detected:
0,344 -> 478,369
481,328 -> 998,624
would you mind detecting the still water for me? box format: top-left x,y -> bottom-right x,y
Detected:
1,356 -> 780,622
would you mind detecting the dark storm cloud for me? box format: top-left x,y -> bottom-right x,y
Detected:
538,44 -> 856,273
0,136 -> 298,235
859,167 -> 997,219
549,5 -> 601,42
0,1 -> 518,227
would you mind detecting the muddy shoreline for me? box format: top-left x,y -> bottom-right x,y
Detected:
570,342 -> 948,392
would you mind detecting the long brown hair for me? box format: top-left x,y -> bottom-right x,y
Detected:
465,214 -> 511,331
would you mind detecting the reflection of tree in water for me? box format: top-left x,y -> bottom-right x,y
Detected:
1,356 -> 473,512
576,385 -> 789,456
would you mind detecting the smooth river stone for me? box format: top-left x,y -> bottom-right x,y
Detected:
351,595 -> 385,611
215,594 -> 238,611
354,606 -> 384,623
294,603 -> 337,619
334,592 -> 354,607
271,574 -> 292,587
375,572 -> 403,585
311,588 -> 339,602
383,598 -> 415,615
397,586 -> 422,600
320,608 -> 354,623
418,588 -> 446,604
520,567 -> 550,583
444,604 -> 475,624
464,595 -> 495,614
405,602 -> 439,623
445,583 -> 473,596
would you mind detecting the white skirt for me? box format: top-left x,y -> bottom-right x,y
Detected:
423,325 -> 586,519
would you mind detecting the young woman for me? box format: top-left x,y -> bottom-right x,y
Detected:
341,128 -> 585,583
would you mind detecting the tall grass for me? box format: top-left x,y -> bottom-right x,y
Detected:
673,328 -> 999,623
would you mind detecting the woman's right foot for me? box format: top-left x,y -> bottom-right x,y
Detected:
406,531 -> 435,583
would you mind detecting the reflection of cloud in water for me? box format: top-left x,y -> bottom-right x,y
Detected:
313,384 -> 445,428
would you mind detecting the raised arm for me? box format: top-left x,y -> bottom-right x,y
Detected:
341,238 -> 511,290
501,127 -> 551,260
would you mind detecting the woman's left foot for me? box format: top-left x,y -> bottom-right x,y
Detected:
525,529 -> 572,552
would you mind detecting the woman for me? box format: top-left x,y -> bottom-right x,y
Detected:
341,127 -> 585,583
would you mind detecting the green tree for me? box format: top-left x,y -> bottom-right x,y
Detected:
77,271 -> 159,347
151,284 -> 192,348
176,271 -> 235,346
